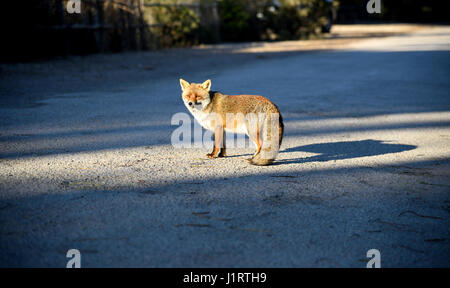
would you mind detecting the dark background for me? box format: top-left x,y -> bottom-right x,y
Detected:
1,0 -> 449,62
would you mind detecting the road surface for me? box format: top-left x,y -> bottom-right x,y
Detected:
0,25 -> 449,267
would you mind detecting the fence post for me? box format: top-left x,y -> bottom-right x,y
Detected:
137,0 -> 147,50
120,1 -> 127,51
128,0 -> 137,50
57,0 -> 70,55
211,1 -> 221,43
95,0 -> 105,52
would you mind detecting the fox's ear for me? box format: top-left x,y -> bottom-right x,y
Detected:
201,79 -> 211,92
180,79 -> 190,91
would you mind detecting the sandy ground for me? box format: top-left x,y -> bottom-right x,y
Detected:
0,24 -> 449,267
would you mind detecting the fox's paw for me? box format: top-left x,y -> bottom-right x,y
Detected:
218,152 -> 226,158
206,153 -> 217,159
247,155 -> 274,166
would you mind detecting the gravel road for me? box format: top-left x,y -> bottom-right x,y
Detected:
0,24 -> 449,267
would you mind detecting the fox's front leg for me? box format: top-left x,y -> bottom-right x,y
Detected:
218,130 -> 226,157
207,125 -> 224,159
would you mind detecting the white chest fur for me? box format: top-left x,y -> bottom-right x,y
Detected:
183,100 -> 214,131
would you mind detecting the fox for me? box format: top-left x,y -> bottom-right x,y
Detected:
180,79 -> 284,166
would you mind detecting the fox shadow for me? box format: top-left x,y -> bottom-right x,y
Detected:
277,139 -> 416,165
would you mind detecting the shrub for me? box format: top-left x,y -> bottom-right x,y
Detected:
218,0 -> 330,42
218,0 -> 252,42
265,0 -> 329,40
152,4 -> 200,47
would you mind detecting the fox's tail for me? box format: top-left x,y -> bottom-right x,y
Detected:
249,111 -> 283,166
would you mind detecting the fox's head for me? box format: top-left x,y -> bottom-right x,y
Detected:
180,79 -> 212,111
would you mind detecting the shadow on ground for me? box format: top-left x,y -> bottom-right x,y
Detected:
278,139 -> 416,165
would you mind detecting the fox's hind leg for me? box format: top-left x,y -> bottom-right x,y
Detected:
246,122 -> 261,162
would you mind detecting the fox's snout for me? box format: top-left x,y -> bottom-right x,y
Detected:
188,101 -> 202,107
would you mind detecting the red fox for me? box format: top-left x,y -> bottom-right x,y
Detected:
180,79 -> 283,166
